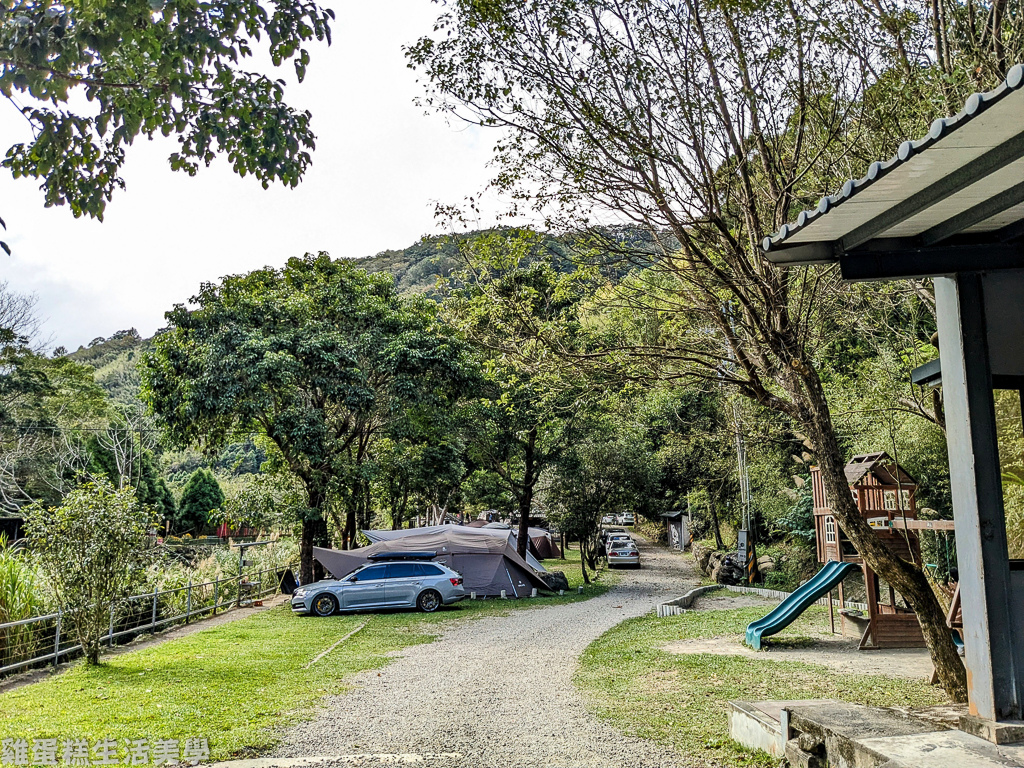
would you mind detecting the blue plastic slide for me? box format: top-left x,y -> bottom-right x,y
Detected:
745,560 -> 859,650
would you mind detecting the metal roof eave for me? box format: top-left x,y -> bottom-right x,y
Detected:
762,63 -> 1024,268
766,242 -> 838,265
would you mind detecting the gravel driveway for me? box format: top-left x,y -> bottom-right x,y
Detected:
270,539 -> 698,768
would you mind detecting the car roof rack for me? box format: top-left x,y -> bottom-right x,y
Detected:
366,551 -> 438,561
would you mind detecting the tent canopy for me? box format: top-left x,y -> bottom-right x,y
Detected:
475,522 -> 561,559
363,524 -> 549,571
313,526 -> 551,597
526,527 -> 562,560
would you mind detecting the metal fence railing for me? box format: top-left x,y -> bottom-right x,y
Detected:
0,565 -> 294,679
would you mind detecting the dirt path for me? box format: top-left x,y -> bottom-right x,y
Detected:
665,591 -> 935,680
267,538 -> 699,768
662,635 -> 935,679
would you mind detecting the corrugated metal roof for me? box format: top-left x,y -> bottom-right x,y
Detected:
843,452 -> 918,487
762,64 -> 1024,261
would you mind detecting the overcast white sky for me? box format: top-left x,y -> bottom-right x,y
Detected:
0,1 -> 502,352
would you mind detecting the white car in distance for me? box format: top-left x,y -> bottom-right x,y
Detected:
607,539 -> 640,568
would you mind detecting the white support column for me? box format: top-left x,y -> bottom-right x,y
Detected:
935,273 -> 1022,721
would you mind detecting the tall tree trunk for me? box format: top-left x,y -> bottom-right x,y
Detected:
392,486 -> 408,530
798,368 -> 967,700
585,537 -> 598,571
516,426 -> 538,559
991,0 -> 1007,70
357,480 -> 371,534
931,0 -> 946,73
299,515 -> 330,585
579,538 -> 591,584
356,484 -> 366,533
343,504 -> 356,549
709,502 -> 725,550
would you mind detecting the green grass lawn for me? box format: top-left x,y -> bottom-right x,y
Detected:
540,544 -> 617,591
576,606 -> 949,768
0,549 -> 611,763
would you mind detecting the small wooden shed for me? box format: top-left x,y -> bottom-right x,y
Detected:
661,510 -> 690,551
811,452 -> 925,649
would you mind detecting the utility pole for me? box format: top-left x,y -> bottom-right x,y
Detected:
732,398 -> 758,584
732,400 -> 751,532
725,302 -> 757,582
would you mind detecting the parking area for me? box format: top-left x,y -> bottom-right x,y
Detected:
272,534 -> 697,768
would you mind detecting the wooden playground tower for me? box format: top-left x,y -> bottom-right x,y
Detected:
811,452 -> 952,649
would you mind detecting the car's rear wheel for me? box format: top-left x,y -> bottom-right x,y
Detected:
417,589 -> 442,613
311,593 -> 338,617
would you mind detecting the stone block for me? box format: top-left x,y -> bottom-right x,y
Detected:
785,738 -> 824,768
959,714 -> 1024,745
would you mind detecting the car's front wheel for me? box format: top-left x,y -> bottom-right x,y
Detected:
311,593 -> 338,617
417,589 -> 442,613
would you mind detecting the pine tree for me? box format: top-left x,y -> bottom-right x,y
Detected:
175,469 -> 225,535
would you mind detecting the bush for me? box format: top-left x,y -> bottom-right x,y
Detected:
24,481 -> 157,665
760,543 -> 817,592
1005,481 -> 1024,559
772,486 -> 815,545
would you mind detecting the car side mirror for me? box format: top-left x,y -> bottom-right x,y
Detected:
349,576 -> 358,582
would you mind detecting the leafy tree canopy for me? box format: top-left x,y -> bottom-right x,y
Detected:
0,346 -> 108,510
0,0 -> 334,252
407,0 -> 983,697
142,254 -> 479,579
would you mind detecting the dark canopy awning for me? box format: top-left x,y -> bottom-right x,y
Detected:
762,64 -> 1024,281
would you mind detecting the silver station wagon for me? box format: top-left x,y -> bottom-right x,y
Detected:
291,555 -> 466,616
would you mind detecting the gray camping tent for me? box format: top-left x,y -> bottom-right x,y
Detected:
527,527 -> 561,560
452,522 -> 561,560
313,526 -> 551,598
363,524 -> 549,571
